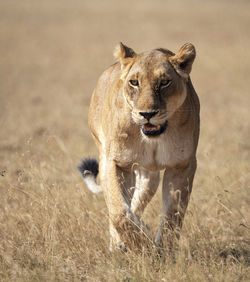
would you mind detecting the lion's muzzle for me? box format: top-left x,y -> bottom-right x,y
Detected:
139,111 -> 158,120
140,120 -> 168,137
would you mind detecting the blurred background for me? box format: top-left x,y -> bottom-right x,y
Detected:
0,0 -> 249,280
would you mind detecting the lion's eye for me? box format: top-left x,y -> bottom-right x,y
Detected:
160,80 -> 171,88
129,80 -> 139,87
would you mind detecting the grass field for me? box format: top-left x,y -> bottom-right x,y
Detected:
0,0 -> 250,281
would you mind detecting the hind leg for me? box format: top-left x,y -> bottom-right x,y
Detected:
131,169 -> 160,218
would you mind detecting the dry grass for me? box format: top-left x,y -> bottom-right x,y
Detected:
0,0 -> 250,281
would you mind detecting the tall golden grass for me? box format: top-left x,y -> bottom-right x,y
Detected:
0,0 -> 249,280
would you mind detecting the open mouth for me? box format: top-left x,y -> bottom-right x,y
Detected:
140,120 -> 168,137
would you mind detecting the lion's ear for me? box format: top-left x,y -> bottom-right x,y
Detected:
169,43 -> 196,79
114,42 -> 136,69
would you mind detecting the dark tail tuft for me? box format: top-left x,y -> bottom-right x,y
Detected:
78,158 -> 99,178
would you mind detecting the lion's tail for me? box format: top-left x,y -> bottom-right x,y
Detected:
78,158 -> 102,194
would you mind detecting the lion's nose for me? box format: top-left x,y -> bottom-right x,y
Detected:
139,111 -> 158,120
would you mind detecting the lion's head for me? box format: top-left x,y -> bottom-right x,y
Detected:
114,43 -> 196,138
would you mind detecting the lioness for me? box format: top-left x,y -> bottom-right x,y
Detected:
79,43 -> 200,252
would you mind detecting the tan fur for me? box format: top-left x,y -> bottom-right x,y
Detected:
88,43 -> 200,251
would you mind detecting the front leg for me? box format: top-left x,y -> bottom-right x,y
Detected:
155,158 -> 197,249
99,157 -> 152,251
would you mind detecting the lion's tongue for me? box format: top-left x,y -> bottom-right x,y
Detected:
143,123 -> 161,131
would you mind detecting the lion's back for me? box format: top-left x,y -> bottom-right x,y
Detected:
88,62 -> 121,145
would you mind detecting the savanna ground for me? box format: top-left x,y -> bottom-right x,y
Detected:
0,0 -> 250,281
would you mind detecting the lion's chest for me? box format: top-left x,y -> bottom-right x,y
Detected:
112,133 -> 193,171
138,141 -> 173,170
